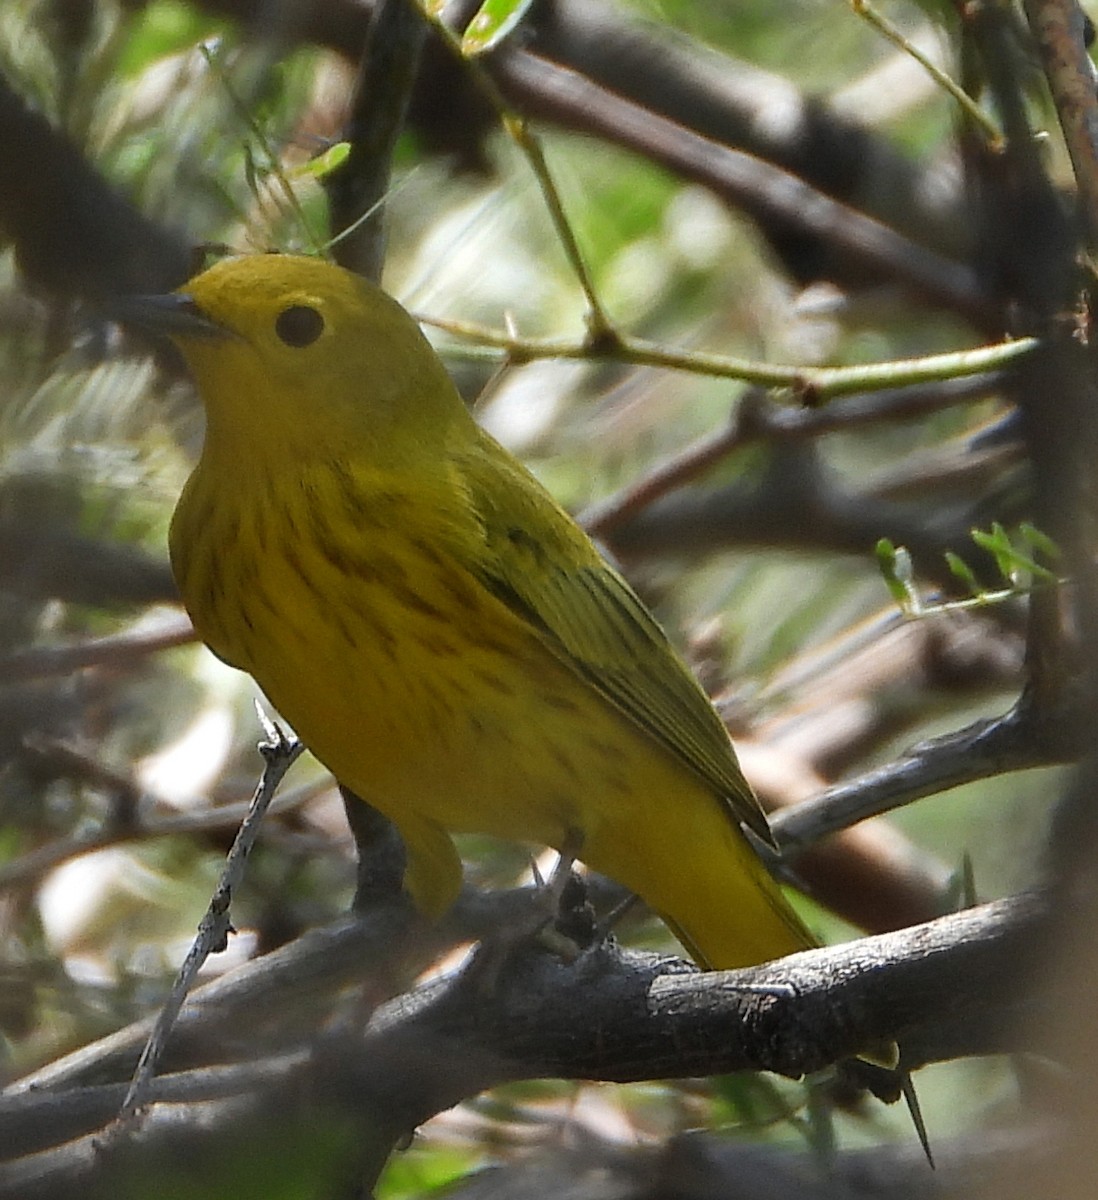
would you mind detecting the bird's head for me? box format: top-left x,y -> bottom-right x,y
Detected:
118,254 -> 467,464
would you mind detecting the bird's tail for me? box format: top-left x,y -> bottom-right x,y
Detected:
587,785 -> 814,969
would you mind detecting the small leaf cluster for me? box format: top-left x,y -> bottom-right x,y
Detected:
876,523 -> 1062,618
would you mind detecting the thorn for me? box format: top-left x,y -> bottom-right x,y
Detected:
254,699 -> 280,746
900,1068 -> 935,1169
594,891 -> 640,945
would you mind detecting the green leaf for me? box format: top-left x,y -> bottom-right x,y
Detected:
942,851 -> 979,911
712,1071 -> 802,1130
291,142 -> 351,180
944,551 -> 980,594
971,523 -> 1059,585
378,1145 -> 482,1198
461,0 -> 537,56
1017,521 -> 1061,563
876,538 -> 921,614
970,523 -> 1019,583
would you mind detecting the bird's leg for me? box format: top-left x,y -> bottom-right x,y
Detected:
545,828 -> 584,902
532,829 -> 595,959
339,786 -> 408,913
464,831 -> 593,997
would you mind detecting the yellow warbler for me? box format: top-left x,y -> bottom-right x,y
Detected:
134,253 -> 811,969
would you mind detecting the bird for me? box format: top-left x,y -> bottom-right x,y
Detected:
125,252 -> 813,970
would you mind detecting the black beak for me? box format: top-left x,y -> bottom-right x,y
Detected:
110,293 -> 228,340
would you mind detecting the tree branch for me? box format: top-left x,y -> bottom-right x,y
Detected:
325,0 -> 427,278
772,697 -> 1081,851
487,49 -> 992,326
0,70 -> 191,301
0,893 -> 1048,1196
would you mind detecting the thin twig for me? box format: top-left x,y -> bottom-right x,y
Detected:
424,311 -> 1037,399
0,776 -> 325,891
117,712 -> 302,1120
772,702 -> 1078,852
501,115 -> 615,340
486,48 -> 994,326
413,3 -> 614,338
199,44 -> 326,256
852,0 -> 1004,148
0,611 -> 194,684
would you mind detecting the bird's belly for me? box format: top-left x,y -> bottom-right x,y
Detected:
270,613 -> 643,847
211,531 -> 641,849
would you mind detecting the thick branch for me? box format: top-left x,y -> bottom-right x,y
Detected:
1,0 -> 990,319
0,894 -> 1048,1196
0,71 -> 190,301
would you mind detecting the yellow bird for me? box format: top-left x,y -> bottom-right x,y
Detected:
133,254 -> 812,969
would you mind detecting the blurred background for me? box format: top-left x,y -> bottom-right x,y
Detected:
0,0 -> 1087,1196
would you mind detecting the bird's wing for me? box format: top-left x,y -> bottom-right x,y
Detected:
458,444 -> 773,845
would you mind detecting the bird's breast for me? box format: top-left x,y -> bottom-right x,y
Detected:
170,462 -> 628,845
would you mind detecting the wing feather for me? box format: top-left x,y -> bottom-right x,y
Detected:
458,441 -> 773,844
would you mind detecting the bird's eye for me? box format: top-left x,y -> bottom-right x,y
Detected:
275,305 -> 324,347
